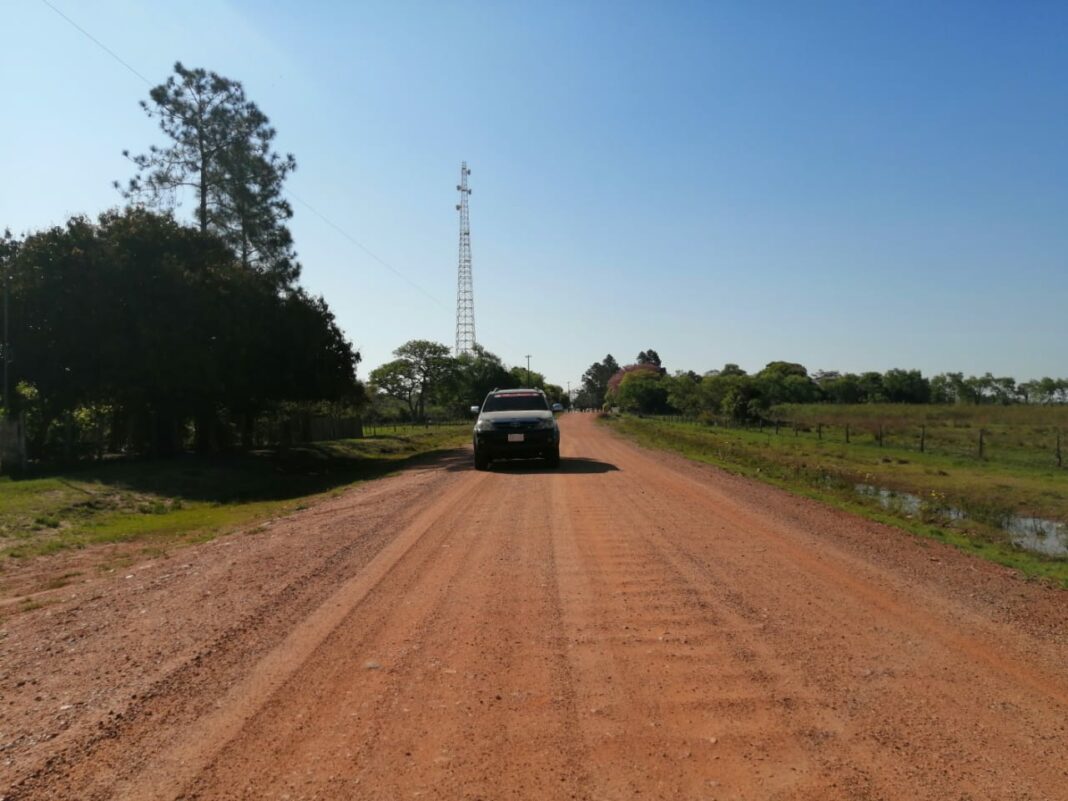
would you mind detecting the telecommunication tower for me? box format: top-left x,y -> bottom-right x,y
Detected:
455,162 -> 476,356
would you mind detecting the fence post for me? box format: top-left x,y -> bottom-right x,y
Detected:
920,425 -> 926,453
774,420 -> 780,435
817,423 -> 822,441
877,424 -> 883,447
1056,430 -> 1062,468
845,424 -> 850,444
978,428 -> 985,459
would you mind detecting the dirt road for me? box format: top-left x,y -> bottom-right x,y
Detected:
2,414 -> 1066,800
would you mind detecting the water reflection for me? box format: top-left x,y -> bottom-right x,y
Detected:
853,484 -> 1067,558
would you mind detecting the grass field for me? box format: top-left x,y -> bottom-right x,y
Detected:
770,403 -> 1068,470
0,424 -> 470,560
607,411 -> 1068,586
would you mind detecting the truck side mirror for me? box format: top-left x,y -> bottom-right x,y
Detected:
470,405 -> 481,415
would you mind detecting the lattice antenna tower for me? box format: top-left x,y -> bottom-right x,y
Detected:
455,162 -> 476,356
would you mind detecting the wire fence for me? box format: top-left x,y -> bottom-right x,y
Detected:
638,414 -> 1065,471
360,419 -> 470,438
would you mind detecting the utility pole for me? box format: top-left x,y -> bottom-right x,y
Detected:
525,355 -> 532,387
454,162 -> 476,356
566,380 -> 571,408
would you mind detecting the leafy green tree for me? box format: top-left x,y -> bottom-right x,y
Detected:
991,376 -> 1018,405
718,363 -> 747,377
964,374 -> 993,404
8,209 -> 358,456
452,345 -> 516,410
820,373 -> 864,403
606,363 -> 661,399
509,365 -> 547,389
882,369 -> 930,403
392,340 -> 455,420
857,372 -> 886,403
756,362 -> 819,405
1024,377 -> 1068,404
930,372 -> 968,403
696,369 -> 764,420
665,371 -> 702,416
579,354 -> 619,408
369,359 -> 419,419
120,62 -> 299,286
636,349 -> 663,368
719,380 -> 763,422
615,371 -> 669,414
0,229 -> 18,412
543,384 -> 567,406
758,361 -> 808,379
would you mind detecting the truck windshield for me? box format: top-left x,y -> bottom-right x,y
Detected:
482,394 -> 549,412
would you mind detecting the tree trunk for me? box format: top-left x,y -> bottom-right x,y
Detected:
62,413 -> 74,463
30,413 -> 54,461
241,412 -> 255,450
194,408 -> 214,455
108,406 -> 128,454
198,131 -> 209,232
153,410 -> 180,457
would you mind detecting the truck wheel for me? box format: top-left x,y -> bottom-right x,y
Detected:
546,447 -> 560,468
474,449 -> 490,471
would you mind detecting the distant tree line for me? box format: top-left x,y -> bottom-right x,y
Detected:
0,64 -> 361,461
574,352 -> 1068,419
368,341 -> 567,421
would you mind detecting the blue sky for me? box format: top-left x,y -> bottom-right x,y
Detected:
4,1 -> 1067,387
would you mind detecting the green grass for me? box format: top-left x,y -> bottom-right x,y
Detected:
605,415 -> 1068,587
0,424 -> 470,560
769,403 -> 1068,470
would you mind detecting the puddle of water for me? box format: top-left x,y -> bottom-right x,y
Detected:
853,484 -> 1067,558
1004,516 -> 1068,558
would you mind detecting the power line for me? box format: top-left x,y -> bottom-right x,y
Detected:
287,192 -> 444,307
38,0 -> 445,309
39,0 -> 151,85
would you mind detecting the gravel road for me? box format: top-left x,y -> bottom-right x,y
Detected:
2,413 -> 1066,800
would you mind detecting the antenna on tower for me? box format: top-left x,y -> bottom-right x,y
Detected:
455,162 -> 476,356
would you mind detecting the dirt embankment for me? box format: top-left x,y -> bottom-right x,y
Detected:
2,414 -> 1066,800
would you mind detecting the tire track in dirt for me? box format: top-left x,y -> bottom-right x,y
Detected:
594,429 -> 1068,705
5,460 -> 484,800
551,433 -> 835,799
585,419 -> 1068,799
183,457 -> 592,800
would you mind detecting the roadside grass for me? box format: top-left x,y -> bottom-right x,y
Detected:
0,424 -> 470,560
605,416 -> 1068,587
770,403 -> 1068,470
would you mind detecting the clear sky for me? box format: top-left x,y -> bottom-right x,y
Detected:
4,1 -> 1067,388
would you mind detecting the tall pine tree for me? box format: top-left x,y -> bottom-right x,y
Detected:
119,62 -> 299,287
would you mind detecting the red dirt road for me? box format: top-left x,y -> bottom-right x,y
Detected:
2,414 -> 1067,800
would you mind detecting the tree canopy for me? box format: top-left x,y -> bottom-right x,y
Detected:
120,62 -> 299,287
6,209 -> 359,456
367,342 -> 570,420
575,354 -> 619,409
